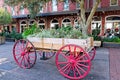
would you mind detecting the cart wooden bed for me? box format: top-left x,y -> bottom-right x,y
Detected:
13,37 -> 96,80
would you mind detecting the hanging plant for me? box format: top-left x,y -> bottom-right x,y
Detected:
106,28 -> 111,33
115,27 -> 119,32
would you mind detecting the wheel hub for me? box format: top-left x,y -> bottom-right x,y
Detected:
69,59 -> 76,65
21,52 -> 26,56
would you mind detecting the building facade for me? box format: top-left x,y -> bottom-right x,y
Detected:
0,0 -> 120,36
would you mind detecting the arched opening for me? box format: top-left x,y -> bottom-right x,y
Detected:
62,18 -> 71,27
74,19 -> 81,29
20,21 -> 27,33
38,20 -> 45,29
105,16 -> 120,36
50,19 -> 59,29
29,20 -> 35,27
91,16 -> 101,30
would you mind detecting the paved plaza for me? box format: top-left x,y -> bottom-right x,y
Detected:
0,42 -> 118,80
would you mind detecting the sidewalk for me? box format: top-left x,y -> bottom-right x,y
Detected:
109,48 -> 120,80
83,47 -> 110,80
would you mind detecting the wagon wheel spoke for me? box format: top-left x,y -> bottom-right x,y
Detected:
76,64 -> 86,73
76,53 -> 87,61
57,62 -> 68,65
77,63 -> 89,68
19,56 -> 24,67
60,52 -> 69,60
59,63 -> 70,72
74,65 -> 81,77
24,55 -> 31,68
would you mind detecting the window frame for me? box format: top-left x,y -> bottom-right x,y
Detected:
64,0 -> 69,11
52,0 -> 57,12
110,0 -> 118,6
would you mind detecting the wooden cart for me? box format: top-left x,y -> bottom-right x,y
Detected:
13,37 -> 96,80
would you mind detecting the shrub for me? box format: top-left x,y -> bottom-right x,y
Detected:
92,25 -> 101,41
103,36 -> 120,43
28,26 -> 82,39
22,24 -> 40,38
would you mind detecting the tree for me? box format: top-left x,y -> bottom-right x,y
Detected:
0,8 -> 12,25
4,0 -> 101,37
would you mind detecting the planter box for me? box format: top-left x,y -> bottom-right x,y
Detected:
102,42 -> 120,48
94,41 -> 101,47
6,38 -> 15,42
0,36 -> 5,44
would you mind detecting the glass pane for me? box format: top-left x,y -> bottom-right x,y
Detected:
111,0 -> 117,5
64,0 -> 69,10
52,0 -> 57,11
76,3 -> 80,9
106,23 -> 112,29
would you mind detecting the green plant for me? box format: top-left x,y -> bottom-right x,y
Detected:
0,32 -> 5,36
92,25 -> 101,41
103,36 -> 120,43
28,26 -> 82,39
0,8 -> 12,25
22,24 -> 40,38
7,31 -> 23,40
15,33 -> 23,40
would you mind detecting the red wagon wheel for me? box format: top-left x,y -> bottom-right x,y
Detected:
88,47 -> 96,60
13,39 -> 37,69
56,44 -> 91,80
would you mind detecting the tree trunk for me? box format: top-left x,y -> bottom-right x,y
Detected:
77,0 -> 101,38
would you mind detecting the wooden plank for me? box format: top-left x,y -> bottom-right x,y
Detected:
27,37 -> 94,51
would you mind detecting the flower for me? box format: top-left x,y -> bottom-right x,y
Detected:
106,28 -> 111,33
115,28 -> 119,32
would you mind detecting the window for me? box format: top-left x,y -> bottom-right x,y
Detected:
51,19 -> 59,29
76,3 -> 80,9
38,20 -> 45,29
110,0 -> 118,6
91,16 -> 101,30
20,21 -> 27,33
39,3 -> 43,13
62,19 -> 71,27
11,7 -> 15,15
40,8 -> 43,13
52,0 -> 57,11
64,0 -> 69,10
105,16 -> 120,36
20,6 -> 24,15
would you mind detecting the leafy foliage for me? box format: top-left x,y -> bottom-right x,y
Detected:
103,36 -> 120,43
0,8 -> 12,25
92,25 -> 101,41
27,26 -> 82,39
1,30 -> 23,40
22,24 -> 41,38
4,0 -> 50,18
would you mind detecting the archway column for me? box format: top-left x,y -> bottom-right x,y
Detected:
101,15 -> 105,36
71,18 -> 74,27
58,18 -> 63,27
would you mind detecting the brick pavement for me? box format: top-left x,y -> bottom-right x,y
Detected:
109,48 -> 120,80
